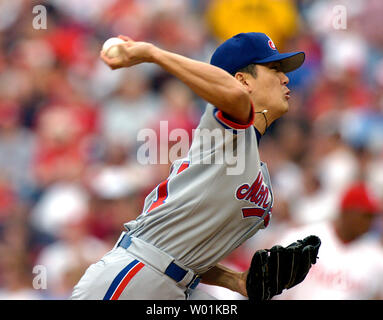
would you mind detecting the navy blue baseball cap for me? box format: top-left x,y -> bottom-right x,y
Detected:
210,32 -> 305,74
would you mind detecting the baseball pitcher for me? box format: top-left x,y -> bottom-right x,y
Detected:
70,32 -> 320,301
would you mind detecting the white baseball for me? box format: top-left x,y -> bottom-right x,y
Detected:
102,37 -> 125,58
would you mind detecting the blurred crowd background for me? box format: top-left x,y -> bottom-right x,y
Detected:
0,0 -> 383,300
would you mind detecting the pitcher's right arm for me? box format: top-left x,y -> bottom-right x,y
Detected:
100,36 -> 253,125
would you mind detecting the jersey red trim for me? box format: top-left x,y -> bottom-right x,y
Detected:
214,103 -> 255,130
147,161 -> 189,214
177,161 -> 190,174
147,180 -> 169,213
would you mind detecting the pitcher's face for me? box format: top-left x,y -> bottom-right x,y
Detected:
247,62 -> 291,116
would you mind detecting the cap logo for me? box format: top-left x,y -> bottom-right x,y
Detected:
268,39 -> 276,50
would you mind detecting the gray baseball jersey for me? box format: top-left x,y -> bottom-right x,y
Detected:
125,103 -> 274,274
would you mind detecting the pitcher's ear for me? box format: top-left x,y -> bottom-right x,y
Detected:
234,72 -> 245,83
234,72 -> 252,93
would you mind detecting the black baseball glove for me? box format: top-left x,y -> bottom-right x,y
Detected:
246,235 -> 321,301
